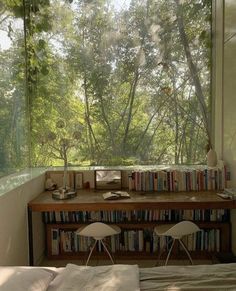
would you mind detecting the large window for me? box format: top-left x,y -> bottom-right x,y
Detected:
0,0 -> 212,175
0,1 -> 29,177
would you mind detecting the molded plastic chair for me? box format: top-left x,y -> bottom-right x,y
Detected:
76,222 -> 121,266
154,221 -> 200,266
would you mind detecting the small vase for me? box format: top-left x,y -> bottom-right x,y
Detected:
207,148 -> 217,167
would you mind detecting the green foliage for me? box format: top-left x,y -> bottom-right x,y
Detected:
0,40 -> 28,174
0,0 -> 212,176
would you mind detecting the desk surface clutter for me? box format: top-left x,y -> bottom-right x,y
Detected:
28,190 -> 236,211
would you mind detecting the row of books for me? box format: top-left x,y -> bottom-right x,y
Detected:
51,228 -> 220,255
43,209 -> 230,224
128,168 -> 227,192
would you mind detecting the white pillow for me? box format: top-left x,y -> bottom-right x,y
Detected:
0,267 -> 55,291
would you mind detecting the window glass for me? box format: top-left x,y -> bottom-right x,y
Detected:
0,0 -> 212,174
0,1 -> 29,177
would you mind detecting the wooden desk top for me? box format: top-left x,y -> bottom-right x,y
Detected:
28,190 -> 236,211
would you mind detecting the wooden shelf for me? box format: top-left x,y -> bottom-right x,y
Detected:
46,221 -> 231,228
28,190 -> 236,264
46,250 -> 222,261
29,190 -> 236,212
46,221 -> 231,258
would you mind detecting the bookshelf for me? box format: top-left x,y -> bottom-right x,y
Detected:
28,189 -> 236,265
46,222 -> 230,260
128,168 -> 227,192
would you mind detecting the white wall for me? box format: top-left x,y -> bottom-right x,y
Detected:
0,168 -> 131,266
0,174 -> 45,266
224,0 -> 236,254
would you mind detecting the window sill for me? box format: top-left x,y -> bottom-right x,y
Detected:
0,168 -> 47,196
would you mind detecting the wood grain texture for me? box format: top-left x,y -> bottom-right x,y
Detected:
28,190 -> 236,211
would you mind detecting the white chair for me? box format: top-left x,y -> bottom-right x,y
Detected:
76,222 -> 121,266
154,221 -> 200,266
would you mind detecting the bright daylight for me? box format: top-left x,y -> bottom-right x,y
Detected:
1,1 -> 236,291
0,0 -> 211,177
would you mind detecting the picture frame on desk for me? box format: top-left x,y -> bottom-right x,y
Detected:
46,171 -> 75,189
75,172 -> 83,189
95,170 -> 122,190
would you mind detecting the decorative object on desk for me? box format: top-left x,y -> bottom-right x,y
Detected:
207,148 -> 217,167
217,192 -> 231,199
45,177 -> 57,191
103,191 -> 130,200
95,170 -> 122,190
44,120 -> 83,200
75,172 -> 83,189
52,189 -> 77,200
46,171 -> 74,189
222,188 -> 236,200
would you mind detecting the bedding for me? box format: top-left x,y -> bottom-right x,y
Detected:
140,263 -> 236,290
1,263 -> 236,290
0,266 -> 57,291
47,264 -> 140,291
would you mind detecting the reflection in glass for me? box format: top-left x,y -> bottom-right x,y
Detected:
95,170 -> 122,190
0,3 -> 28,178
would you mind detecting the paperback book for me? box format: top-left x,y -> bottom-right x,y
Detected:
103,191 -> 130,200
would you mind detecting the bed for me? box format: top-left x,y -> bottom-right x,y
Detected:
0,263 -> 236,290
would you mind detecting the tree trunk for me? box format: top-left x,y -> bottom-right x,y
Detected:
122,70 -> 140,154
175,0 -> 211,145
83,74 -> 99,159
81,27 -> 99,159
97,92 -> 116,154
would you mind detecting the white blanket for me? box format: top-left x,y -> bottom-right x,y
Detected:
140,263 -> 236,290
47,264 -> 140,291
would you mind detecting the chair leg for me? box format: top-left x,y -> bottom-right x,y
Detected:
101,240 -> 115,264
165,239 -> 175,266
86,240 -> 97,266
103,239 -> 116,263
155,246 -> 165,266
156,237 -> 174,266
179,239 -> 193,265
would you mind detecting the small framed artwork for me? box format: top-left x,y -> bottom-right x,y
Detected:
75,172 -> 83,189
95,170 -> 122,190
46,171 -> 74,189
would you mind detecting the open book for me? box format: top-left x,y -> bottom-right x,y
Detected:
217,188 -> 236,199
103,191 -> 130,200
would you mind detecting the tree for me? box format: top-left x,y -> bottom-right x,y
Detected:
0,0 -> 212,176
0,0 -> 28,175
